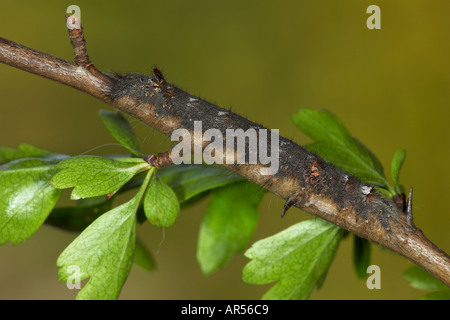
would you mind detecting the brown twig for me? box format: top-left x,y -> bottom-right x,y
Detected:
66,15 -> 90,67
0,16 -> 449,286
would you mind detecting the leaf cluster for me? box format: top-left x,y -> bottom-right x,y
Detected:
0,110 -> 256,299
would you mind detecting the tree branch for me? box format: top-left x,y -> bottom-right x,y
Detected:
1,17 -> 449,286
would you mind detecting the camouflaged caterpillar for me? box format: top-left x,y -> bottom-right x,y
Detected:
105,69 -> 399,230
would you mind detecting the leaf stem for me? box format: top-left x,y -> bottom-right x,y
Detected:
135,167 -> 155,203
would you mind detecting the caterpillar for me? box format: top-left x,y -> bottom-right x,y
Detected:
105,69 -> 399,231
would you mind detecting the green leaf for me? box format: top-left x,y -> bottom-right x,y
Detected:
292,109 -> 394,195
0,143 -> 66,165
157,164 -> 244,203
197,182 -> 264,275
57,197 -> 138,299
353,236 -> 371,279
0,159 -> 61,245
51,156 -> 149,199
391,149 -> 406,190
143,175 -> 180,227
242,219 -> 344,300
45,196 -> 112,232
57,169 -> 153,300
403,265 -> 449,291
133,237 -> 156,271
99,110 -> 141,156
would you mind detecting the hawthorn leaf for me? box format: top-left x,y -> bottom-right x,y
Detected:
57,194 -> 139,300
0,159 -> 61,245
99,110 -> 141,156
51,156 -> 149,199
292,109 -> 394,195
197,182 -> 264,275
143,175 -> 180,227
242,219 -> 344,300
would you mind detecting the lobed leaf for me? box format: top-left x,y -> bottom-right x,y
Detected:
57,169 -> 155,300
57,194 -> 139,300
51,156 -> 149,199
99,110 -> 141,156
197,182 -> 264,275
242,219 -> 344,300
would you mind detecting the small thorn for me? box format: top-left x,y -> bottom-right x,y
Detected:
406,187 -> 415,226
281,195 -> 301,218
406,187 -> 413,215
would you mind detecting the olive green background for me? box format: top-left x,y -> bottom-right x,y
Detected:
0,1 -> 449,300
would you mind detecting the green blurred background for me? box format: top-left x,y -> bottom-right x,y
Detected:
0,0 -> 449,300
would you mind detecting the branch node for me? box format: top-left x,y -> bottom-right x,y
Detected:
143,151 -> 173,169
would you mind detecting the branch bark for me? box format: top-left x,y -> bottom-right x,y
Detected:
0,17 -> 449,286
